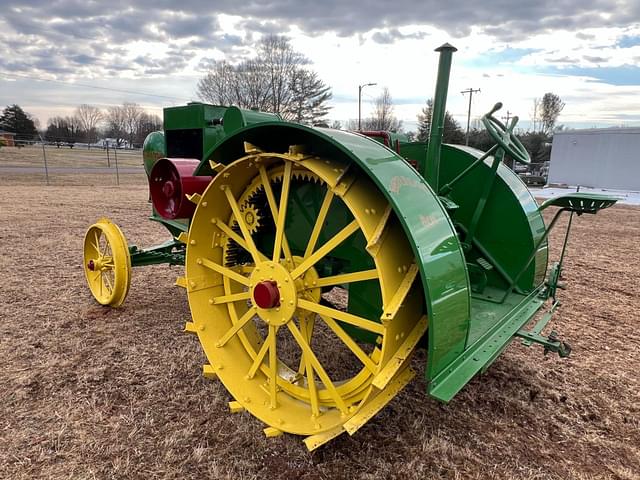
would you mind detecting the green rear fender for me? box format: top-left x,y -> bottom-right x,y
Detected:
196,123 -> 472,381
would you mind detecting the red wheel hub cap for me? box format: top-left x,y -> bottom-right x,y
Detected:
253,281 -> 280,309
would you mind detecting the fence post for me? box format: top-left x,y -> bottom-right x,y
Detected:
39,135 -> 50,186
114,146 -> 120,186
106,143 -> 111,167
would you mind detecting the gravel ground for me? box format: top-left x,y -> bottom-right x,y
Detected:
0,184 -> 638,480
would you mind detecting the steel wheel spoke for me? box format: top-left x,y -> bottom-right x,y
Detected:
268,324 -> 278,409
304,187 -> 334,259
103,272 -> 113,293
272,160 -> 293,263
213,218 -> 268,262
211,291 -> 251,305
298,298 -> 385,335
297,312 -> 316,376
200,258 -> 250,286
217,306 -> 257,347
258,164 -> 293,264
314,269 -> 378,288
319,314 -> 377,373
287,321 -> 348,414
247,330 -> 273,379
223,187 -> 261,263
290,220 -> 359,280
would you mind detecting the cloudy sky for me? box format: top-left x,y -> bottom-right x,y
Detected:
1,1 -> 640,132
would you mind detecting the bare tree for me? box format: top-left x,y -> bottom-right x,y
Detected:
530,98 -> 540,133
105,105 -> 126,147
122,102 -> 144,148
197,35 -> 332,124
74,104 -> 103,144
363,87 -> 402,132
540,93 -> 565,135
135,112 -> 162,145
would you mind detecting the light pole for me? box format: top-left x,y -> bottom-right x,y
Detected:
358,82 -> 377,131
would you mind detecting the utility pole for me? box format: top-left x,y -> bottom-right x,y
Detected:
358,82 -> 377,131
502,110 -> 513,126
461,87 -> 480,145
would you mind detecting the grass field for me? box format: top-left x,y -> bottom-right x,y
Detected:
0,180 -> 638,479
0,144 -> 143,169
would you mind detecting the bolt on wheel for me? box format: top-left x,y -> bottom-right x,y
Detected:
83,218 -> 131,307
185,149 -> 426,445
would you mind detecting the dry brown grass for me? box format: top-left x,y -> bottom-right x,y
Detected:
0,182 -> 638,480
0,144 -> 142,168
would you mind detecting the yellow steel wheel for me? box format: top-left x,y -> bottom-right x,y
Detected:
83,218 -> 131,307
185,149 -> 426,448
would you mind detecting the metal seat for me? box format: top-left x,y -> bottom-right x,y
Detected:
539,192 -> 618,214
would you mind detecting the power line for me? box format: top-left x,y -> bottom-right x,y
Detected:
0,71 -> 192,102
461,87 -> 480,146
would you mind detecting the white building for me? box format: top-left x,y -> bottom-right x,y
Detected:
548,127 -> 640,191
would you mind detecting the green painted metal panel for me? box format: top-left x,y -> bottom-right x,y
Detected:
196,123 -> 472,381
142,131 -> 166,175
439,144 -> 548,292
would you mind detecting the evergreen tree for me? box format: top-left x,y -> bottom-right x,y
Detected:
416,99 -> 464,144
0,104 -> 38,141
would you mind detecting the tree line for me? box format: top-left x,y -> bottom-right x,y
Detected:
0,103 -> 162,148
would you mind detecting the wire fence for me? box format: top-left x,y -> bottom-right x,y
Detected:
0,140 -> 147,186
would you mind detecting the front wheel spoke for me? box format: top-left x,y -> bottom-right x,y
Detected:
268,324 -> 278,409
304,188 -> 334,259
290,220 -> 359,280
222,187 -> 261,263
217,306 -> 257,347
314,269 -> 378,288
297,298 -> 385,335
287,321 -> 348,414
319,314 -> 377,373
200,258 -> 250,286
102,272 -> 113,293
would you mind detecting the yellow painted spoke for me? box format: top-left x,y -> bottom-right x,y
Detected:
211,291 -> 251,305
297,298 -> 385,335
217,306 -> 257,347
290,220 -> 359,280
102,272 -> 113,293
222,187 -> 261,263
201,258 -> 250,286
319,314 -> 377,373
314,269 -> 378,288
272,160 -> 292,263
213,219 -> 268,262
247,329 -> 274,379
258,165 -> 293,263
304,352 -> 320,417
268,324 -> 278,409
287,321 -> 348,414
304,188 -> 334,259
90,231 -> 101,253
297,312 -> 316,377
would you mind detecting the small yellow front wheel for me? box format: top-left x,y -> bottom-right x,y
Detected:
83,218 -> 131,307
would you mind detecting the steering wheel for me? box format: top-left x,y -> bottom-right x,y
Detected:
481,102 -> 531,165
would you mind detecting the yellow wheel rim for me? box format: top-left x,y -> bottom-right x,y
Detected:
83,218 -> 131,307
185,150 -> 425,441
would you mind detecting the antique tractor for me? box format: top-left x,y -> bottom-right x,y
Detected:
83,44 -> 617,450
